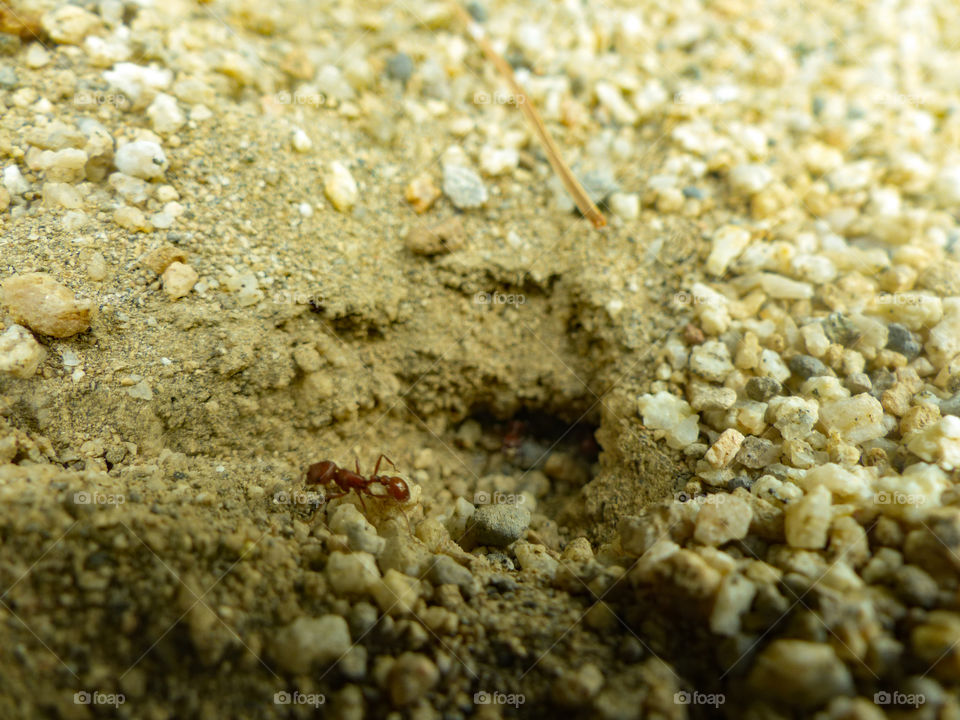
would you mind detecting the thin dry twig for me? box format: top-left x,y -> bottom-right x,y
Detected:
451,3 -> 607,229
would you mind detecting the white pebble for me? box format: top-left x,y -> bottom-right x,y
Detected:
324,161 -> 358,212
707,225 -> 752,276
146,93 -> 185,134
292,128 -> 312,153
728,163 -> 773,196
115,141 -> 167,180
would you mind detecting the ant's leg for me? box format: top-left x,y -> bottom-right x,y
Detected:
353,489 -> 368,512
374,454 -> 397,474
323,490 -> 349,504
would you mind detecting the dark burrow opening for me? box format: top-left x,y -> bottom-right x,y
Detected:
452,407 -> 602,536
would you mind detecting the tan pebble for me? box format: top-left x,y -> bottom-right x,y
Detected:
324,161 -> 358,212
694,493 -> 752,545
1,273 -> 91,338
86,252 -> 108,281
0,324 -> 46,378
881,384 -> 912,416
162,262 -> 198,299
0,187 -> 10,212
784,485 -> 832,549
403,216 -> 465,256
901,404 -> 941,436
388,652 -> 439,706
404,173 -> 441,213
704,428 -> 745,468
113,205 -> 151,232
735,331 -> 761,369
142,243 -> 187,274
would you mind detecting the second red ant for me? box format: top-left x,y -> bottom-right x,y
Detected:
306,454 -> 412,520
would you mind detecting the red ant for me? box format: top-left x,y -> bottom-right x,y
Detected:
306,454 -> 411,521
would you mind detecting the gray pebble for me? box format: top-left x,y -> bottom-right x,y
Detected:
822,312 -> 859,346
886,323 -> 921,359
468,504 -> 530,547
580,169 -> 620,203
940,393 -> 960,418
442,164 -> 487,209
466,1 -> 488,21
844,373 -> 872,394
487,574 -> 518,592
682,186 -> 704,199
894,565 -> 939,608
789,354 -> 831,379
735,437 -> 779,469
428,554 -> 478,596
0,65 -> 17,88
746,376 -> 782,401
385,53 -> 414,84
348,601 -> 379,637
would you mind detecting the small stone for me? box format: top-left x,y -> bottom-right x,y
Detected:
706,225 -> 751,276
822,313 -> 859,346
328,503 -> 385,555
271,615 -> 351,673
0,325 -> 46,378
404,173 -> 441,213
42,5 -> 101,44
114,205 -> 150,231
513,540 -> 560,578
941,394 -> 960,418
388,652 -> 439,706
689,339 -> 735,382
126,380 -> 152,400
746,376 -> 781,401
784,485 -> 832,549
1,273 -> 92,338
694,493 -> 752,545
789,354 -> 831,380
710,573 -> 757,635
609,192 -> 639,220
146,93 -> 185,134
729,163 -> 773,196
25,44 -> 50,68
686,378 -> 737,411
372,569 -> 420,615
42,182 -> 82,209
736,436 -> 780,468
886,323 -> 921,359
820,393 -> 886,444
385,53 -> 415,84
748,639 -> 854,708
162,262 -> 198,300
637,392 -> 701,449
769,396 -> 819,441
427,555 -> 477,596
894,565 -> 939,608
324,161 -> 358,212
142,244 -> 187,274
554,663 -> 604,707
479,146 -> 518,176
466,503 -> 530,547
844,373 -> 871,394
114,141 -> 167,180
291,128 -> 312,153
442,164 -> 487,209
404,216 -> 465,255
326,551 -> 380,596
704,429 -> 745,468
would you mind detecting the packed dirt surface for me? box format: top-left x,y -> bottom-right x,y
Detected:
2,0 -> 960,718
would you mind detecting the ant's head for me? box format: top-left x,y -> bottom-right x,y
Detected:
386,477 -> 410,502
306,461 -> 337,485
